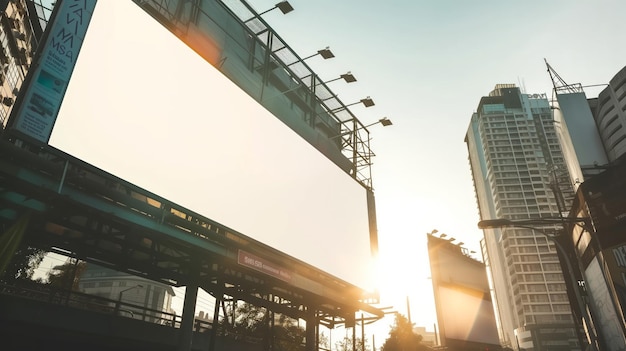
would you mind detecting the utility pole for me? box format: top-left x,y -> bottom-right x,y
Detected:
406,296 -> 411,325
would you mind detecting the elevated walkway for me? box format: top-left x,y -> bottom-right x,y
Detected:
0,137 -> 382,350
0,282 -> 261,351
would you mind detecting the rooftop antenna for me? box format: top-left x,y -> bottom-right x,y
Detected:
544,58 -> 583,97
517,76 -> 527,93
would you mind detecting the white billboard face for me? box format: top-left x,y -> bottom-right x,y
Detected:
438,285 -> 500,344
429,237 -> 500,347
49,2 -> 374,290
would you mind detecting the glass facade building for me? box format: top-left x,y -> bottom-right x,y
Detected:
0,0 -> 54,128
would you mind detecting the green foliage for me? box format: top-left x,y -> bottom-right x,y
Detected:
381,314 -> 427,351
273,321 -> 306,351
0,213 -> 33,280
0,246 -> 46,282
46,259 -> 86,290
0,212 -> 48,284
220,301 -> 307,350
229,301 -> 267,334
335,335 -> 370,351
318,332 -> 330,350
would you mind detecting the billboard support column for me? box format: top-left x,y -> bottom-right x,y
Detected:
366,189 -> 379,257
208,287 -> 222,351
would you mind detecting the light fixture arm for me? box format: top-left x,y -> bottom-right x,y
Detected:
289,47 -> 334,66
325,97 -> 375,115
318,72 -> 356,85
261,72 -> 355,102
363,117 -> 392,129
478,217 -> 592,232
114,284 -> 143,315
329,118 -> 392,140
257,1 -> 294,16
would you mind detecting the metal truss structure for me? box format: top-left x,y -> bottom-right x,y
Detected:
0,137 -> 383,349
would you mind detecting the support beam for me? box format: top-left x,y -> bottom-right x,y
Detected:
177,265 -> 199,351
208,289 -> 222,351
305,307 -> 317,351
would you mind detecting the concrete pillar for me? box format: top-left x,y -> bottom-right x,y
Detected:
177,272 -> 199,351
207,292 -> 222,351
305,309 -> 317,351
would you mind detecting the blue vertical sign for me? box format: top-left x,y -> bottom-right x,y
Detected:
8,0 -> 97,143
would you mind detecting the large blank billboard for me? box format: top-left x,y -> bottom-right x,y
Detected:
48,2 -> 374,290
437,285 -> 499,344
428,235 -> 500,349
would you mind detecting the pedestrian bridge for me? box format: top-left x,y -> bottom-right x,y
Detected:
0,137 -> 383,350
0,281 -> 264,351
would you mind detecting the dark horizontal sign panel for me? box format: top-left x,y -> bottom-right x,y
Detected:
238,250 -> 293,282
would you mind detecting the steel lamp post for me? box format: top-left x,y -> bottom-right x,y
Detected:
477,217 -> 599,351
114,284 -> 143,315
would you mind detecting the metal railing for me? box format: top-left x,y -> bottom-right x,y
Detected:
0,280 -> 196,328
0,279 -> 273,345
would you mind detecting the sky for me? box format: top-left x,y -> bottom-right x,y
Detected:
43,0 -> 626,347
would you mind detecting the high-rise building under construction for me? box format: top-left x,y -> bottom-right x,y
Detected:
465,85 -> 579,351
